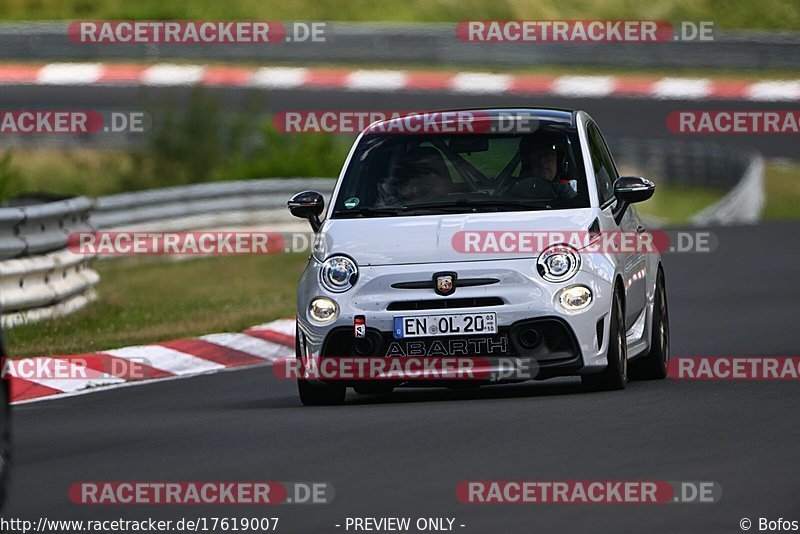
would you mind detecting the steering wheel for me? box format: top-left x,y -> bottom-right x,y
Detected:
494,175 -> 557,200
527,176 -> 558,201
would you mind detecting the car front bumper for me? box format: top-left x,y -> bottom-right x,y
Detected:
297,256 -> 617,384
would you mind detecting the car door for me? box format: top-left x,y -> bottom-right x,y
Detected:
586,122 -> 647,329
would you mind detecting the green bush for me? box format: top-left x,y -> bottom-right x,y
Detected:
0,151 -> 20,203
120,88 -> 351,190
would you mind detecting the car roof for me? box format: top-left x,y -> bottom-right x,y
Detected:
365,107 -> 578,132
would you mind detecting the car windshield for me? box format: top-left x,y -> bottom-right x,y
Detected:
331,128 -> 589,218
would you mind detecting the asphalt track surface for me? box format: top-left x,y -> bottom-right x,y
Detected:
4,222 -> 799,533
2,85 -> 798,159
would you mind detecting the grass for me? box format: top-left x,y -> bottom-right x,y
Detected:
635,185 -> 723,224
763,160 -> 800,219
5,253 -> 308,357
1,0 -> 799,30
0,149 -> 134,199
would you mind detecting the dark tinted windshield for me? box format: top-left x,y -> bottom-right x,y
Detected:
332,129 -> 588,218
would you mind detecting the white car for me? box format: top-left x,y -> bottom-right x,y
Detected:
288,109 -> 669,405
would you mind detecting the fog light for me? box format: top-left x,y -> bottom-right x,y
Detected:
309,297 -> 338,323
558,285 -> 593,311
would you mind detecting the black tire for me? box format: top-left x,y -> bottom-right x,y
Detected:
298,379 -> 346,406
0,398 -> 8,511
0,330 -> 10,511
629,268 -> 670,380
295,324 -> 346,406
582,288 -> 627,391
353,383 -> 394,395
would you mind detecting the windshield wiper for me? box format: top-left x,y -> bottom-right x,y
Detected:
335,199 -> 551,217
334,207 -> 404,217
401,199 -> 551,212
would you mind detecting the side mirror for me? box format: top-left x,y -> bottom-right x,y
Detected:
288,190 -> 325,232
612,176 -> 655,224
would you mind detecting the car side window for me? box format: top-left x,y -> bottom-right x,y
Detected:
586,123 -> 617,205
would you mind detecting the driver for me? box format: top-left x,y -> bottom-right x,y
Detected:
378,146 -> 453,206
513,133 -> 578,200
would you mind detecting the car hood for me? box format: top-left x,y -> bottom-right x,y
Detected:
314,209 -> 598,266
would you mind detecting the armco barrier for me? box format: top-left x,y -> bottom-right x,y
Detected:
0,248 -> 98,328
0,196 -> 97,328
0,208 -> 25,260
92,178 -> 336,229
610,139 -> 765,226
691,155 -> 766,225
16,196 -> 94,256
0,196 -> 93,260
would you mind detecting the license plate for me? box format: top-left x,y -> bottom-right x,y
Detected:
393,312 -> 497,339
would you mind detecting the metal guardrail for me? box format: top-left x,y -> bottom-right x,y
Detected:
0,196 -> 93,260
0,197 -> 97,327
611,137 -> 765,225
692,155 -> 765,225
612,138 -> 758,187
0,22 -> 798,70
93,179 -> 336,229
0,249 -> 98,328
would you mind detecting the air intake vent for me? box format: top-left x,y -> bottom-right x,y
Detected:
387,297 -> 504,311
391,278 -> 499,290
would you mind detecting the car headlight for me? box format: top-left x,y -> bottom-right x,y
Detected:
320,255 -> 358,293
558,285 -> 593,311
537,244 -> 580,282
309,297 -> 338,323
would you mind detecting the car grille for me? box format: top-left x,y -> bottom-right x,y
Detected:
391,277 -> 499,290
386,297 -> 504,311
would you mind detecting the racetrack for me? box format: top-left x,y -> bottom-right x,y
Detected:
5,222 -> 800,532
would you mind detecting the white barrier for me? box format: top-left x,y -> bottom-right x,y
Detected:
0,248 -> 98,328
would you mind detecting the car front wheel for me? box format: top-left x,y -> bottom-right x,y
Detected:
582,288 -> 627,391
295,324 -> 346,406
298,379 -> 346,406
629,268 -> 669,380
